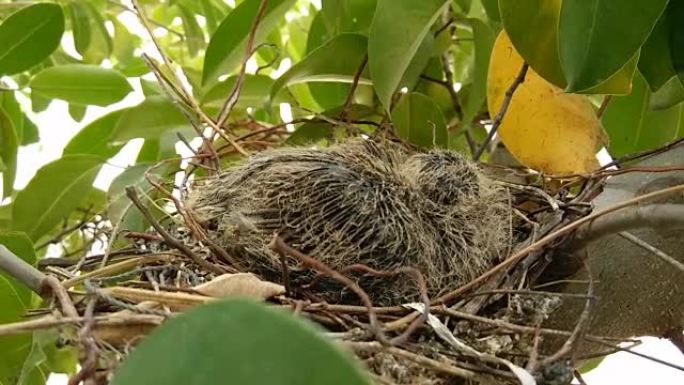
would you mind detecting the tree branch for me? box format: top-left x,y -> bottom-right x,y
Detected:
0,245 -> 47,295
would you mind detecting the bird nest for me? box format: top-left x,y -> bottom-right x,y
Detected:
36,139 -> 604,385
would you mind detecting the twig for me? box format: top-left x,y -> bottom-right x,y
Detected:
340,55 -> 369,124
125,186 -> 225,274
436,183 -> 684,304
269,235 -> 390,345
68,298 -> 99,385
532,264 -> 595,371
216,0 -> 270,127
618,231 -> 684,273
596,95 -> 612,118
348,341 -> 476,379
0,314 -> 164,337
472,63 -> 529,161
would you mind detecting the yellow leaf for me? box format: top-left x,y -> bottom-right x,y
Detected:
487,31 -> 603,175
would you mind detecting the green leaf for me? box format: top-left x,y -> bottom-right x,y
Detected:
286,104 -> 379,145
638,8 -> 676,92
202,74 -> 274,111
30,92 -> 50,113
20,114 -> 39,146
12,155 -> 104,241
499,0 -> 565,88
179,5 -> 204,57
460,18 -> 494,130
0,231 -> 36,385
368,0 -> 448,110
64,110 -> 124,158
668,1 -> 684,90
602,72 -> 684,158
391,92 -> 448,148
113,97 -> 190,143
480,0 -> 500,22
307,0 -> 377,52
110,300 -> 372,385
30,65 -> 132,106
202,0 -> 296,85
140,79 -> 163,97
0,4 -> 65,76
582,51 -> 639,95
559,0 -> 668,92
68,1 -> 91,56
651,76 -> 684,110
107,164 -> 155,234
79,2 -> 113,64
68,103 -> 87,122
271,34 -> 369,101
0,91 -> 21,200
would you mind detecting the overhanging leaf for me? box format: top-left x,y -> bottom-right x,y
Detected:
0,91 -> 21,199
110,300 -> 372,385
368,0 -> 449,109
391,92 -> 448,149
0,231 -> 37,385
559,0 -> 668,92
500,0 -> 565,88
30,65 -> 132,106
460,18 -> 495,130
650,76 -> 684,110
602,72 -> 684,158
12,155 -> 104,241
112,97 -> 190,143
638,8 -> 676,92
63,110 -> 125,158
0,4 -> 64,75
202,0 -> 295,85
270,34 -> 369,101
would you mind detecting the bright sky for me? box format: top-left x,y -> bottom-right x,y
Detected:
3,1 -> 681,384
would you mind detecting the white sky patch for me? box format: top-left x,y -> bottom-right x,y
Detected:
59,31 -> 82,60
246,57 -> 259,74
400,86 -> 409,93
279,103 -> 295,132
310,0 -> 322,10
453,82 -> 463,93
270,57 -> 292,79
171,16 -> 183,27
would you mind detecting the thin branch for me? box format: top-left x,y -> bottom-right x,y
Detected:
339,55 -> 368,124
0,245 -> 47,295
216,0 -> 270,127
596,95 -> 612,118
125,187 -> 225,275
619,231 -> 684,273
472,63 -> 529,161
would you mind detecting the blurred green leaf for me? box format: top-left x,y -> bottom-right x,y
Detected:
480,0 -> 500,22
30,65 -> 132,106
668,1 -> 684,91
391,92 -> 448,148
0,91 -> 21,200
107,164 -> 156,234
0,231 -> 36,385
638,8 -> 676,92
651,76 -> 684,110
368,0 -> 448,110
271,34 -> 369,101
602,72 -> 684,158
20,114 -> 39,146
30,92 -> 51,113
286,104 -> 379,145
460,18 -> 494,129
79,2 -> 113,64
68,104 -> 87,123
202,74 -> 274,111
64,110 -> 125,158
202,0 -> 296,84
110,300 -> 372,385
499,0 -> 565,88
559,0 -> 667,92
68,1 -> 92,56
12,155 -> 104,241
179,5 -> 204,57
0,4 -> 64,75
113,96 -> 190,142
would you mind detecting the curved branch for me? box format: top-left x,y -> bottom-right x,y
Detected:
576,204 -> 684,245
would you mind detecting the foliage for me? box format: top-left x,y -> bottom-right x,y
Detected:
0,0 -> 682,384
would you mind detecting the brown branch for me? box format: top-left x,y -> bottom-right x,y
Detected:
125,186 -> 225,275
472,63 -> 529,161
0,314 -> 164,337
436,183 -> 684,304
269,235 -> 390,345
216,0 -> 270,127
596,95 -> 612,118
618,231 -> 684,273
68,298 -> 99,385
339,55 -> 369,124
